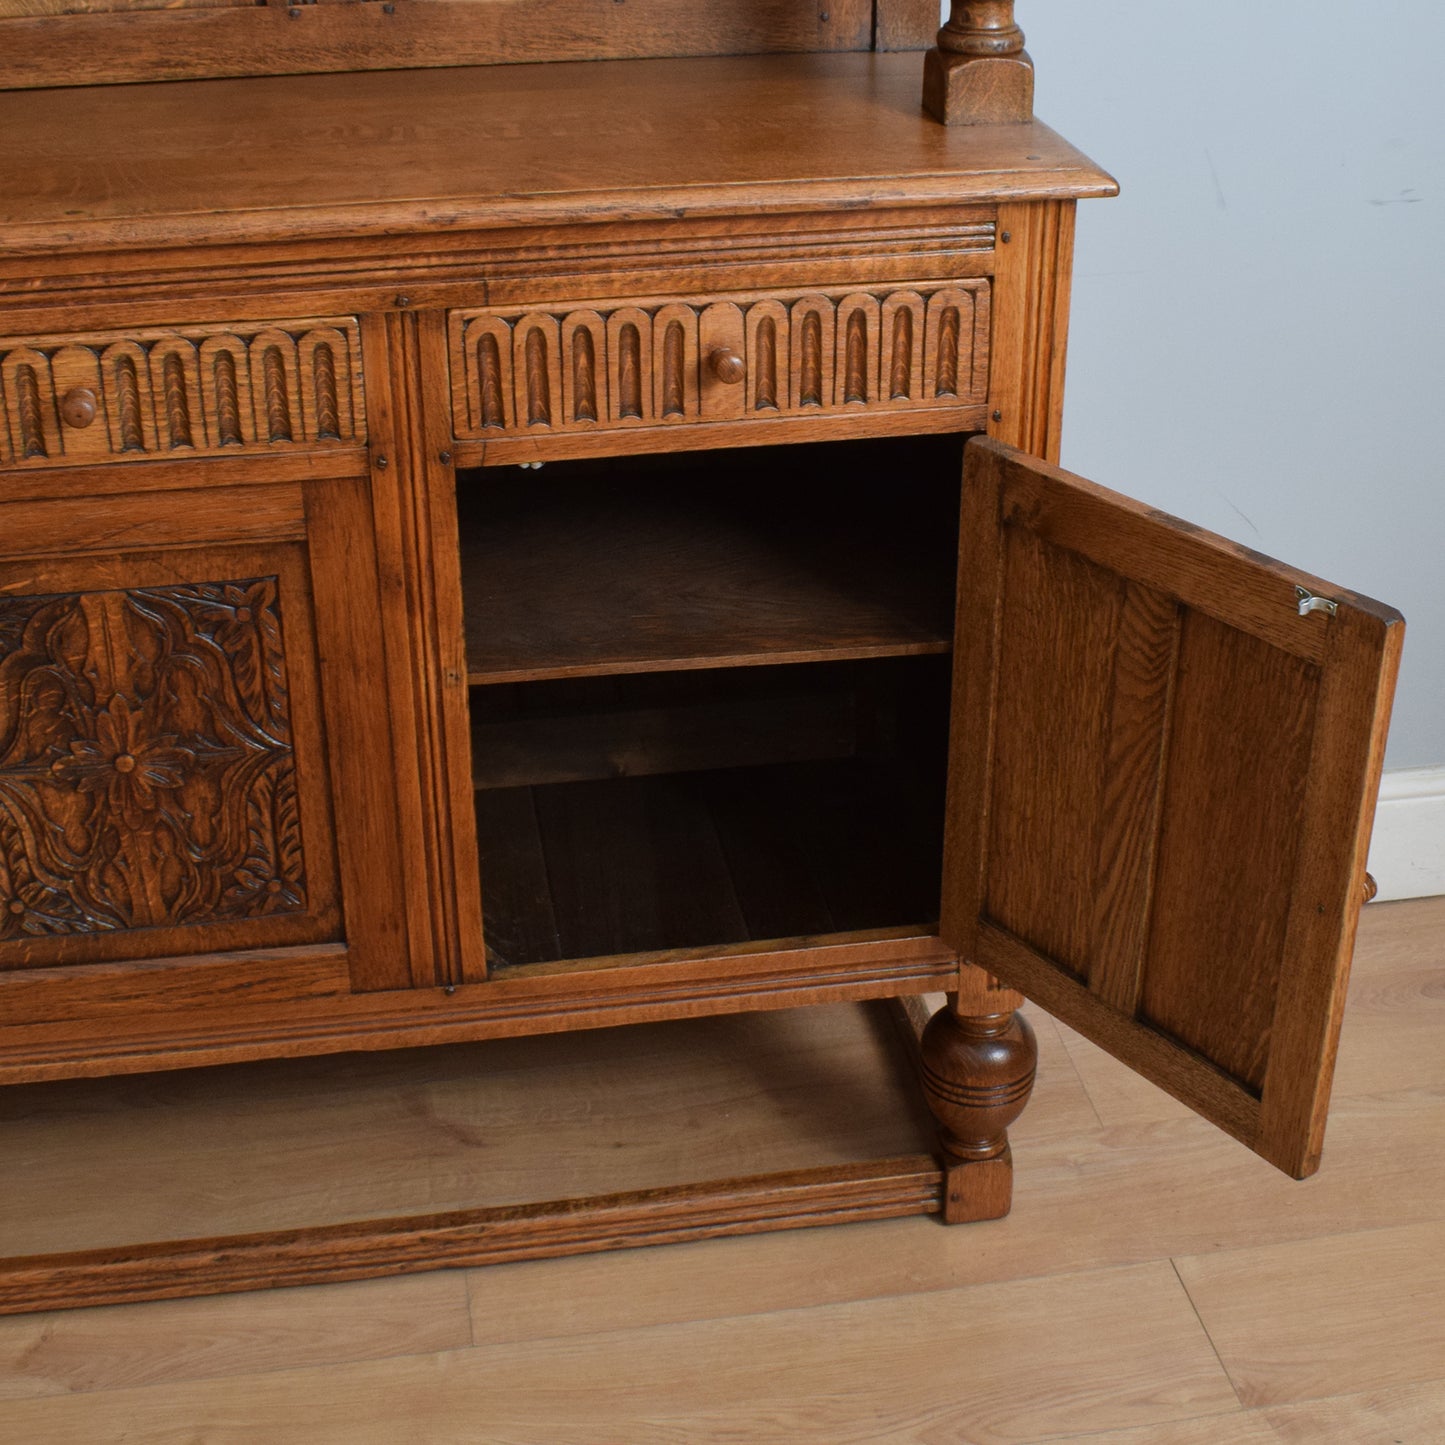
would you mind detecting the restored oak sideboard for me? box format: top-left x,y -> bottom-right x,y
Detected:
0,1 -> 1402,1311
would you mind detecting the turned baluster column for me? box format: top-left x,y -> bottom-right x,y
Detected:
919,997 -> 1037,1221
923,0 -> 1035,127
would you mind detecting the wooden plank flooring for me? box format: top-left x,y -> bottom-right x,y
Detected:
1,895 -> 1441,1442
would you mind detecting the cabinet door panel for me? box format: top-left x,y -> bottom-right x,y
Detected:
942,439 -> 1402,1178
0,472 -> 413,1004
0,538 -> 339,971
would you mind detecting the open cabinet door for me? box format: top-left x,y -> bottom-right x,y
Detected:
941,438 -> 1403,1178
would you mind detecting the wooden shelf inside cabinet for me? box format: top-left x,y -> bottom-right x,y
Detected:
458,441 -> 963,685
476,755 -> 946,969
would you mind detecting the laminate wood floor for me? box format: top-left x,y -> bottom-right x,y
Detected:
1,895 -> 1441,1443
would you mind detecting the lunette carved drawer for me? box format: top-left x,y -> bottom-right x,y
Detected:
447,283 -> 991,443
0,318 -> 365,468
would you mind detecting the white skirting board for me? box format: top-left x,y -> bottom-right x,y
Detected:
1367,765 -> 1445,902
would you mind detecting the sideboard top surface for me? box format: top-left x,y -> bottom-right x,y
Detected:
0,52 -> 1116,259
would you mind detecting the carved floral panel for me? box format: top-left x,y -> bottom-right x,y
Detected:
0,577 -> 308,946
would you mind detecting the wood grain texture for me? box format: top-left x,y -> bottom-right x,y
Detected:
449,282 -> 991,444
457,448 -> 961,683
456,906 -> 1444,1349
0,930 -> 958,1083
300,472 -> 416,993
0,1000 -> 937,1248
0,540 -> 341,976
983,526 -> 1121,973
0,944 -> 350,1029
0,450 -> 362,509
0,0 -> 875,90
0,1160 -> 944,1316
1175,1218 -> 1445,1408
0,899 -> 1437,1428
1141,612 -> 1317,1089
986,199 -> 1075,463
924,1 -> 1034,126
873,0 -> 938,51
359,311 -> 483,988
943,439 -> 1403,1177
476,753 -> 946,966
0,206 -> 1000,343
0,1261 -> 1236,1440
0,56 -> 1116,259
0,578 -> 308,942
1085,579 -> 1180,1013
1043,1384 -> 1445,1445
0,320 -> 364,469
0,1273 -> 473,1402
0,485 -> 305,561
0,1000 -> 945,1313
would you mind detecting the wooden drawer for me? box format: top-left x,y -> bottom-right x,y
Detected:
448,282 -> 991,444
0,317 -> 365,468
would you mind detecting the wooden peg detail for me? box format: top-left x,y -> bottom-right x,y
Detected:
59,386 -> 98,429
919,1002 -> 1037,1221
707,346 -> 747,385
923,1 -> 1035,126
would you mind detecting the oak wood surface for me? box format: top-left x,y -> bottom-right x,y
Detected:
986,198 -> 1076,462
457,444 -> 961,683
0,945 -> 350,1028
448,279 -> 992,443
0,0 -> 1401,1317
0,207 -> 1002,341
359,311 -> 485,989
0,897 -> 1436,1434
0,318 -> 365,469
300,471 -> 416,992
0,931 -> 958,1083
942,438 -> 1403,1178
0,1000 -> 942,1310
0,537 -> 342,973
476,753 -> 945,966
1,1160 -> 945,1316
0,0 -> 876,91
0,55 -> 1115,258
468,683 -> 863,792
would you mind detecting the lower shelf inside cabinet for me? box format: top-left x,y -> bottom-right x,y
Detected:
477,756 -> 946,968
471,655 -> 951,969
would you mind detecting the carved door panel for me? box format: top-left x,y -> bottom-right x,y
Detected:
941,439 -> 1403,1179
0,476 -> 407,990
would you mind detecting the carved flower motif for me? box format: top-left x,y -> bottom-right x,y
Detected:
188,580 -> 270,654
0,874 -> 79,937
52,694 -> 196,827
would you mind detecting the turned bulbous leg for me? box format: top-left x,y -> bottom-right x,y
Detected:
920,1004 -> 1037,1222
923,0 -> 1035,126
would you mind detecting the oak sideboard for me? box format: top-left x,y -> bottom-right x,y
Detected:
0,0 -> 1402,1311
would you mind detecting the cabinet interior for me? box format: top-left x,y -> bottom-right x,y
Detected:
457,434 -> 971,969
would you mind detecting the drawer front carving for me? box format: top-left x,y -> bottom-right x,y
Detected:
0,577 -> 305,944
0,318 -> 365,468
449,283 -> 991,440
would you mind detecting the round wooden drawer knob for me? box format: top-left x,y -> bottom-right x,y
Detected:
707,347 -> 746,385
60,387 -> 98,429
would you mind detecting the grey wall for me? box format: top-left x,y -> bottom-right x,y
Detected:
1012,0 -> 1444,767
